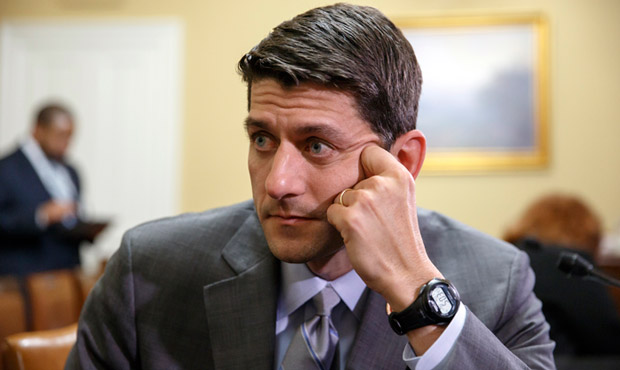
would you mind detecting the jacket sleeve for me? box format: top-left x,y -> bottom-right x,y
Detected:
436,251 -> 556,369
66,234 -> 138,369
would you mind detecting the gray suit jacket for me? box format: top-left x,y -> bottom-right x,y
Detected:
66,201 -> 554,369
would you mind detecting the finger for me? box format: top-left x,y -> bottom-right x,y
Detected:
326,201 -> 348,232
360,145 -> 401,178
60,203 -> 75,213
326,197 -> 360,239
333,188 -> 354,206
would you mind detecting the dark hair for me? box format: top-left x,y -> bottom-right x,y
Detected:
237,3 -> 422,148
35,104 -> 73,127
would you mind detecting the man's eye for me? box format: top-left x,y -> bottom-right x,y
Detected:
307,140 -> 333,156
310,141 -> 325,154
254,135 -> 267,147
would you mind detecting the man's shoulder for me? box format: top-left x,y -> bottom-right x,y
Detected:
418,208 -> 525,289
112,200 -> 266,289
0,148 -> 34,184
121,200 -> 259,254
0,147 -> 24,169
418,207 -> 519,259
127,199 -> 256,236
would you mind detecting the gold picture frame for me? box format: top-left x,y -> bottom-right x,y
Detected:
395,14 -> 550,173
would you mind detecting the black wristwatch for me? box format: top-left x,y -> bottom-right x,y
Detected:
387,278 -> 460,335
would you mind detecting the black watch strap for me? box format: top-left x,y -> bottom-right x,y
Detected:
387,278 -> 460,335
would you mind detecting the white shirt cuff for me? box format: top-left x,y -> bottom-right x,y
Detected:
402,303 -> 467,370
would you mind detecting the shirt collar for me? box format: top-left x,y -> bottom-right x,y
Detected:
22,136 -> 65,167
278,261 -> 367,321
21,136 -> 47,164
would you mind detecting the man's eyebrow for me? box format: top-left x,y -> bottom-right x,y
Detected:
244,117 -> 268,132
244,118 -> 348,142
294,125 -> 347,142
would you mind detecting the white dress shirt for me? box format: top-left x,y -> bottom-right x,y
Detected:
21,137 -> 79,227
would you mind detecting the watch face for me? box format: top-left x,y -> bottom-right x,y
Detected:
428,285 -> 457,318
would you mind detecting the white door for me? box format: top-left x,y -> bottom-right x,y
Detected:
0,20 -> 183,272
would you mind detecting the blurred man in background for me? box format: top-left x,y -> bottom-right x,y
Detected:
0,104 -> 88,276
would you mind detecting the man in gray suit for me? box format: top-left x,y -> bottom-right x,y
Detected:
67,4 -> 554,369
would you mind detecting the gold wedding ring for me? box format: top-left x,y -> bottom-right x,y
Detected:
338,188 -> 352,206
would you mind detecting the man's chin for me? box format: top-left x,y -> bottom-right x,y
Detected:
274,255 -> 311,264
266,238 -> 345,265
267,243 -> 319,264
259,215 -> 345,263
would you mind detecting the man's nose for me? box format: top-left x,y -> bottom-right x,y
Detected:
265,144 -> 305,200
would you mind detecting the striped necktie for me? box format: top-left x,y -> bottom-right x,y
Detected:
280,285 -> 341,370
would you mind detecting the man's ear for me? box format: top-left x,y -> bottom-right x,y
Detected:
389,130 -> 426,179
32,125 -> 44,142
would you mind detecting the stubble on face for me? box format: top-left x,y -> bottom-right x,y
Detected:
256,196 -> 346,264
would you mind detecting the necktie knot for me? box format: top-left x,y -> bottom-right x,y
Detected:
312,285 -> 340,316
281,285 -> 341,370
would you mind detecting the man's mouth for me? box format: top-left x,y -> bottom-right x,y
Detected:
267,213 -> 317,226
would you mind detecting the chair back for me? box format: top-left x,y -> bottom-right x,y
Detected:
0,276 -> 27,340
1,323 -> 77,370
25,271 -> 80,331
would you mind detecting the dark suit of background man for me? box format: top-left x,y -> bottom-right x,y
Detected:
0,104 -> 82,276
68,4 -> 555,369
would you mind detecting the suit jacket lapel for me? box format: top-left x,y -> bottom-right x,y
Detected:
347,290 -> 408,370
203,213 -> 280,370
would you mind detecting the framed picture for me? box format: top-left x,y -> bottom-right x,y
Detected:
395,15 -> 549,172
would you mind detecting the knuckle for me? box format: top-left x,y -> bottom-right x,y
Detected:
393,166 -> 412,182
364,176 -> 382,190
356,189 -> 373,204
370,176 -> 390,194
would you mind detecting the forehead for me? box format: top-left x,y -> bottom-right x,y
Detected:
247,79 -> 373,136
43,113 -> 73,130
251,78 -> 355,108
